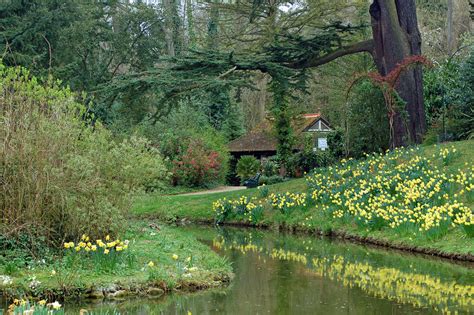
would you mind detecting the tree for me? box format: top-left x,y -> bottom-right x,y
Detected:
104,1 -> 427,149
368,0 -> 425,146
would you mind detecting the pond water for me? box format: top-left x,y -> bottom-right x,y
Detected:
3,226 -> 474,314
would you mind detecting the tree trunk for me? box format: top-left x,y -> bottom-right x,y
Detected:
369,0 -> 426,147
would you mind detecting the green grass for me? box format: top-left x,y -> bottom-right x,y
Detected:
0,222 -> 232,299
133,178 -> 307,221
132,140 -> 474,257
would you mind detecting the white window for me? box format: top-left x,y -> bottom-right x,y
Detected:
318,138 -> 328,150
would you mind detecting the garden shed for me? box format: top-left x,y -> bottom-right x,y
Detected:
228,113 -> 332,160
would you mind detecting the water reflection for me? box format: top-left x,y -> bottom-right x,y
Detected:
209,229 -> 474,314
4,226 -> 474,314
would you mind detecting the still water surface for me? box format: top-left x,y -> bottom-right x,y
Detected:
8,226 -> 474,314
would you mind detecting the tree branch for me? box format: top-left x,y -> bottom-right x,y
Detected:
287,39 -> 374,69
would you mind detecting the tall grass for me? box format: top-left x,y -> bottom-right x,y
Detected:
0,65 -> 167,247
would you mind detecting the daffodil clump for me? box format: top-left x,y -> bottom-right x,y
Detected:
306,146 -> 474,237
63,234 -> 133,272
269,192 -> 308,214
64,234 -> 130,255
7,298 -> 62,314
213,196 -> 264,224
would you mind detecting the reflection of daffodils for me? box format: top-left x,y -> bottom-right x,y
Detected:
215,236 -> 474,312
311,255 -> 474,312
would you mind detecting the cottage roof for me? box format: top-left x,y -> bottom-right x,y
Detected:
228,113 -> 331,153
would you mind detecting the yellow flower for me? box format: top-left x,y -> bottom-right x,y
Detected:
91,245 -> 97,251
104,249 -> 110,255
105,235 -> 111,241
116,246 -> 123,251
148,261 -> 155,267
38,299 -> 47,306
172,254 -> 179,260
75,246 -> 81,252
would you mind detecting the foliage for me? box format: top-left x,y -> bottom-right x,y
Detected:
262,157 -> 280,177
0,1 -> 165,118
288,150 -> 334,177
0,65 -> 167,245
236,156 -> 260,182
136,107 -> 230,188
171,139 -> 225,187
344,80 -> 390,157
327,128 -> 346,159
259,175 -> 289,186
424,52 -> 474,142
349,55 -> 432,149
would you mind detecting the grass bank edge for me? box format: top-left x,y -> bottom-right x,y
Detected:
0,223 -> 232,301
133,140 -> 474,260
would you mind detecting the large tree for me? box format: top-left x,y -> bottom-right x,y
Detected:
105,0 -> 426,148
289,0 -> 425,146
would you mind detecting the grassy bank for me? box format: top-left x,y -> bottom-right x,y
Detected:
133,140 -> 474,259
0,222 -> 232,303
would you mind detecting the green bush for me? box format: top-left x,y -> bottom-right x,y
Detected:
262,157 -> 280,176
135,107 -> 230,188
236,156 -> 260,183
423,52 -> 474,142
259,175 -> 288,185
0,65 -> 167,246
288,150 -> 334,177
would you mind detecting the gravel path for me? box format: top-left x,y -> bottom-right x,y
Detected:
179,186 -> 246,196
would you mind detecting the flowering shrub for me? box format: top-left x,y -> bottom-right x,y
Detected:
213,196 -> 264,224
172,139 -> 226,187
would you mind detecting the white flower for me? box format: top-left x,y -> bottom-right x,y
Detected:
48,301 -> 62,310
0,275 -> 12,285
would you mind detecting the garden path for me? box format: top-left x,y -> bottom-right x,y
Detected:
179,186 -> 246,196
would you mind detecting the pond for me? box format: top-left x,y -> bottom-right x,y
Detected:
3,226 -> 474,314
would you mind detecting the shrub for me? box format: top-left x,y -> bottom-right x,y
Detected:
171,139 -> 225,187
262,157 -> 280,176
236,155 -> 260,183
0,65 -> 167,246
288,150 -> 334,177
259,175 -> 288,185
136,107 -> 230,188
